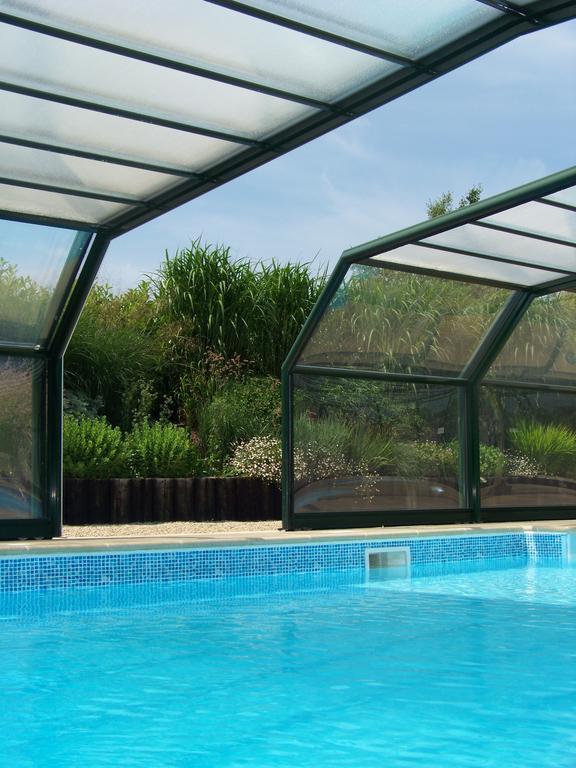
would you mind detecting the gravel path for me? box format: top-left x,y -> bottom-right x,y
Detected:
62,520 -> 283,538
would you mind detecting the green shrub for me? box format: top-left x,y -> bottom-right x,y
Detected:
509,420 -> 576,477
201,377 -> 281,469
65,283 -> 161,429
63,416 -> 128,478
227,436 -> 282,485
127,422 -> 203,478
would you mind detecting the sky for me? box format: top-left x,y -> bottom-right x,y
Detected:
58,20 -> 576,289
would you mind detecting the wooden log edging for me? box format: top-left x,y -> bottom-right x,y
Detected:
63,477 -> 281,525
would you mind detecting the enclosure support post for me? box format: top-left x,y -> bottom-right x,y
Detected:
281,368 -> 293,530
466,383 -> 482,523
46,355 -> 63,537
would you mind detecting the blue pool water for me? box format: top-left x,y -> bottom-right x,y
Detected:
1,557 -> 576,767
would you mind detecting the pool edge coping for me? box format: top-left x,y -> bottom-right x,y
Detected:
1,520 -> 575,557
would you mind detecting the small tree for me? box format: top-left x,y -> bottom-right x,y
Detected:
427,184 -> 482,219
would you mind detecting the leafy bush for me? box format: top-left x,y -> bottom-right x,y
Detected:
65,283 -> 161,429
127,422 -> 203,478
201,377 -> 281,469
63,416 -> 128,478
227,436 -> 282,485
509,420 -> 576,477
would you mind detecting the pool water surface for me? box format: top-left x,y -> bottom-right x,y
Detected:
1,557 -> 575,767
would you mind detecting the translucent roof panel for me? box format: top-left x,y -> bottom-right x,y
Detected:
2,0 -> 399,103
298,264 -> 512,375
365,244 -> 566,287
0,185 -> 131,225
238,1 -> 501,58
344,173 -> 576,291
424,224 -> 576,273
1,26 -> 316,141
486,292 -> 576,386
0,91 -> 243,175
481,201 -> 576,244
3,1 -> 569,232
0,219 -> 90,346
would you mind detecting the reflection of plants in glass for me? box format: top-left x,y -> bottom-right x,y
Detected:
393,441 -> 507,481
0,259 -> 50,342
509,420 -> 576,477
294,415 -> 392,483
304,267 -> 508,373
394,441 -> 456,479
505,452 -> 541,478
479,445 -> 507,481
0,361 -> 34,492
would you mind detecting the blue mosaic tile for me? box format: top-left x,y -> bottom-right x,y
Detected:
0,532 -> 566,594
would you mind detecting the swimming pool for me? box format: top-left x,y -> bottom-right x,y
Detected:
1,533 -> 575,767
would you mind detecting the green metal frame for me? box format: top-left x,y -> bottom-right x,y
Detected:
0,229 -> 108,540
0,0 -> 573,236
0,4 -> 574,538
282,166 -> 576,530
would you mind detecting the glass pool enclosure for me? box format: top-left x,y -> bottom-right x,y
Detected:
0,2 -> 574,539
283,168 -> 576,529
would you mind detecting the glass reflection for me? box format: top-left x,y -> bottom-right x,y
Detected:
293,374 -> 462,516
0,356 -> 44,519
0,219 -> 88,345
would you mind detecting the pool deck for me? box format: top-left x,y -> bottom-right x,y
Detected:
0,520 -> 575,556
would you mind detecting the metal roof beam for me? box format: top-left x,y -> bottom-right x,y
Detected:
473,0 -> 541,24
537,197 -> 576,214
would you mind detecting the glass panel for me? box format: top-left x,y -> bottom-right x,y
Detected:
0,355 -> 45,519
544,189 -> 576,209
368,245 -> 561,286
299,265 -> 511,374
483,201 -> 576,243
292,374 -> 462,516
486,292 -> 576,386
0,185 -> 130,225
0,91 -> 244,173
479,385 -> 576,508
4,0 -> 399,103
1,27 -> 315,141
242,0 -> 500,58
0,143 -> 180,200
0,219 -> 89,345
424,224 -> 576,273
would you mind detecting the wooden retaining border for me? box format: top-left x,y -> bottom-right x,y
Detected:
63,477 -> 281,525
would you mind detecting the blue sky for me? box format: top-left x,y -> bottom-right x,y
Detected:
94,20 -> 574,289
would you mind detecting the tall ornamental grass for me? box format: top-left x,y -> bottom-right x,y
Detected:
153,239 -> 324,377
